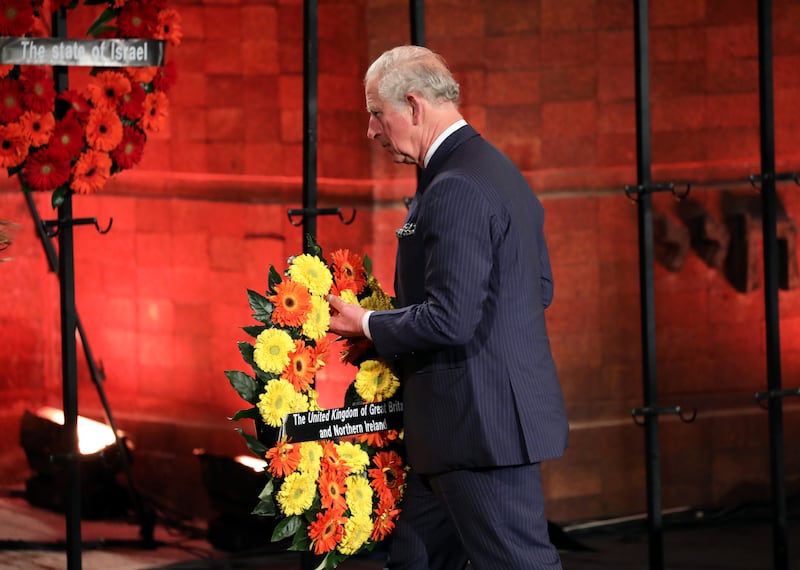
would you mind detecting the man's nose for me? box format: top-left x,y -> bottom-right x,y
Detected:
367,117 -> 380,140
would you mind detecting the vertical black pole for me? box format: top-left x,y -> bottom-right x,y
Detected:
300,1 -> 319,568
632,1 -> 663,569
52,9 -> 82,570
756,1 -> 788,568
410,0 -> 425,46
302,0 -> 319,255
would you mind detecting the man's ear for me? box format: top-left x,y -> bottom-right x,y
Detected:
407,93 -> 422,125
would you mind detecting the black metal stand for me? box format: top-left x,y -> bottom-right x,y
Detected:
627,3 -> 697,569
753,2 -> 796,567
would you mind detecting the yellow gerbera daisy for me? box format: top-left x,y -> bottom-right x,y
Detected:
305,388 -> 323,411
276,471 -> 316,516
335,441 -> 370,473
339,289 -> 359,306
302,295 -> 331,341
298,441 -> 323,478
337,512 -> 372,555
355,360 -> 400,402
257,379 -> 305,427
288,254 -> 333,297
344,475 -> 373,518
253,328 -> 295,374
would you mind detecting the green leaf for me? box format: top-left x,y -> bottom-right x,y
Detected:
324,552 -> 348,569
304,233 -> 323,258
229,407 -> 258,422
267,265 -> 282,292
247,289 -> 273,323
257,478 -> 274,502
363,253 -> 373,277
234,427 -> 268,458
272,514 -> 303,542
51,186 -> 68,209
225,370 -> 260,404
251,498 -> 276,517
242,324 -> 267,337
86,7 -> 117,36
288,525 -> 311,552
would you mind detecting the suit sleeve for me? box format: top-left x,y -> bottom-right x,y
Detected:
369,174 -> 497,356
539,217 -> 554,308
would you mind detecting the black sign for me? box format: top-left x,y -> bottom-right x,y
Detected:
0,37 -> 165,67
283,399 -> 404,442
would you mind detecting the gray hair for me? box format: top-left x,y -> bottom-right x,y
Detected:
365,45 -> 460,107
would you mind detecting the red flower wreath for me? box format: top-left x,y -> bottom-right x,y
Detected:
0,0 -> 181,207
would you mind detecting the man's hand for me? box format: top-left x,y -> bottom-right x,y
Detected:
327,294 -> 368,338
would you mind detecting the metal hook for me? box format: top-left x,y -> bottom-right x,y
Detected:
677,405 -> 697,423
631,404 -> 697,426
672,183 -> 692,201
624,185 -> 641,202
95,218 -> 113,234
338,209 -> 356,225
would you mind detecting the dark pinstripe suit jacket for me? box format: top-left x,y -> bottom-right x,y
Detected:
369,124 -> 569,475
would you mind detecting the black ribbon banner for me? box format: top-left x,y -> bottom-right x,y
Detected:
283,399 -> 404,443
0,37 -> 164,67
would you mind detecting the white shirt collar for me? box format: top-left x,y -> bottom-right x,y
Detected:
423,119 -> 468,168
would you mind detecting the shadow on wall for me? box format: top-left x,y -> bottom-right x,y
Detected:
652,190 -> 799,294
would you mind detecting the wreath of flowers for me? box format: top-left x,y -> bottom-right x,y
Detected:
0,0 -> 182,207
226,238 -> 406,569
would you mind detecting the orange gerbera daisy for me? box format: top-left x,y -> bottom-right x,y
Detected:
281,340 -> 316,393
126,66 -> 157,85
355,430 -> 398,450
265,440 -> 302,478
330,249 -> 367,295
21,146 -> 70,192
0,123 -> 29,169
308,509 -> 347,555
311,335 -> 332,369
269,279 -> 312,328
156,8 -> 183,46
368,450 -> 406,503
87,70 -> 132,110
318,470 -> 348,512
86,107 -> 123,152
19,110 -> 55,147
320,441 -> 351,479
70,150 -> 112,194
371,497 -> 401,542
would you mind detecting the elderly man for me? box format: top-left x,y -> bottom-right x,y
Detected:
328,45 -> 568,570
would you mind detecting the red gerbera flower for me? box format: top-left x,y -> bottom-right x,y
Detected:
141,91 -> 168,133
0,78 -> 24,124
156,8 -> 182,46
19,110 -> 55,147
152,60 -> 177,93
87,70 -> 131,111
20,67 -> 57,115
265,440 -> 301,478
70,149 -> 112,195
111,125 -> 145,170
119,81 -> 146,120
21,147 -> 71,192
117,1 -> 159,38
57,90 -> 91,124
86,107 -> 123,152
51,117 -> 85,160
0,0 -> 34,36
0,123 -> 29,169
307,509 -> 347,555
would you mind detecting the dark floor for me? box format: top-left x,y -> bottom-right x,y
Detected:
1,488 -> 798,570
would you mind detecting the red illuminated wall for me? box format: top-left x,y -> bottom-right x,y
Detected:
1,0 -> 799,523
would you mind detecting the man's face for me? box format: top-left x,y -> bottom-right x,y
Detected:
365,80 -> 417,165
